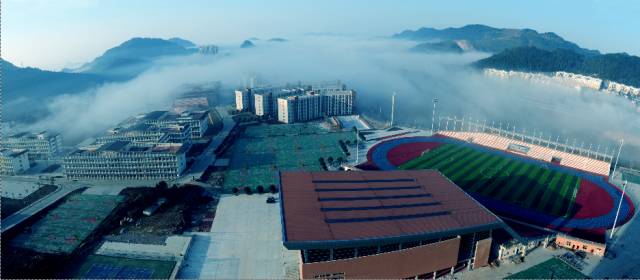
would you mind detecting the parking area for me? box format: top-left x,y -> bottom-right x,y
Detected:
178,194 -> 299,279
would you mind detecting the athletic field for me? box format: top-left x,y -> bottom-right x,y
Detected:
399,143 -> 579,218
365,135 -> 635,238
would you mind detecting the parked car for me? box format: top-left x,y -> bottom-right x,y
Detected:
266,197 -> 277,204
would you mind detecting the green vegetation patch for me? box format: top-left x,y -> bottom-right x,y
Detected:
505,257 -> 587,279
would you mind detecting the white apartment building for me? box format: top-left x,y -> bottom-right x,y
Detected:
0,148 -> 30,175
254,91 -> 271,117
278,97 -> 296,124
235,89 -> 253,112
63,141 -> 187,180
3,131 -> 62,161
296,94 -> 323,122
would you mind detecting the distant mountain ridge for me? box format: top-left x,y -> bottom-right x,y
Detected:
394,24 -> 599,56
475,46 -> 640,87
70,37 -> 197,78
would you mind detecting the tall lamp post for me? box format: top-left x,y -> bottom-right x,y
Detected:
610,180 -> 628,239
431,98 -> 438,134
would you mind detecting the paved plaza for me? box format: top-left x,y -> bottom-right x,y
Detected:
178,194 -> 299,279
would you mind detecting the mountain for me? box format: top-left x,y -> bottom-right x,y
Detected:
73,37 -> 196,78
168,37 -> 196,48
2,59 -> 108,122
475,46 -> 640,87
394,24 -> 599,56
410,40 -> 465,53
268,38 -> 288,42
240,40 -> 255,48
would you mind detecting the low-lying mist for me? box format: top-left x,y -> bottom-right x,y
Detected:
17,35 -> 640,164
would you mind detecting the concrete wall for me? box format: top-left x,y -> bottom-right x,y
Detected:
300,237 -> 460,279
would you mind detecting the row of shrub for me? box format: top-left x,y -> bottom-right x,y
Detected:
231,185 -> 278,195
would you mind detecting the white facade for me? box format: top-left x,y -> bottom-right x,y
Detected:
254,92 -> 271,116
3,131 -> 62,161
63,141 -> 187,180
235,89 -> 252,112
0,148 -> 30,175
277,97 -> 296,123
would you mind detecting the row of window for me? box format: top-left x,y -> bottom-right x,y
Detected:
302,236 -> 458,263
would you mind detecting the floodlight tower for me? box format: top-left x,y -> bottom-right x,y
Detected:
431,98 -> 438,134
390,92 -> 397,127
612,138 -> 625,179
610,180 -> 628,239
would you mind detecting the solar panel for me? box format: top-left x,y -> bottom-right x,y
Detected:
325,211 -> 450,223
318,193 -> 431,202
321,202 -> 441,212
315,186 -> 421,192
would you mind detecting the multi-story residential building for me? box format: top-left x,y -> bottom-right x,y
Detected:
3,131 -> 63,161
324,90 -> 355,116
295,93 -> 323,122
277,97 -> 296,124
237,83 -> 355,124
63,141 -> 187,180
0,148 -> 30,175
235,89 -> 253,112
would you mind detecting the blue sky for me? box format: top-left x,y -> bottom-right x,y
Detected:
4,0 -> 640,70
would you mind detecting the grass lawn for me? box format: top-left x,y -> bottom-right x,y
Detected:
505,258 -> 587,279
399,144 -> 580,217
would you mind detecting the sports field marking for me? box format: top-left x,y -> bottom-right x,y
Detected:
399,145 -> 457,169
444,152 -> 495,181
405,145 -> 466,170
536,173 -> 570,214
479,161 -> 525,196
427,148 -> 483,171
493,163 -> 539,200
466,158 -> 514,192
506,167 -> 547,203
525,171 -> 563,209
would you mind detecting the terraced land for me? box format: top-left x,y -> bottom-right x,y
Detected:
399,144 -> 580,217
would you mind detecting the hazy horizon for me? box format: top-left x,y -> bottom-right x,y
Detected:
4,0 -> 640,70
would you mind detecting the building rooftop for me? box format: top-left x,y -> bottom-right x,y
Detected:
0,148 -> 29,158
279,170 -> 507,249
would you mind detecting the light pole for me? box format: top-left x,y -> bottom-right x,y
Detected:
431,98 -> 438,134
610,180 -> 628,239
612,139 -> 624,179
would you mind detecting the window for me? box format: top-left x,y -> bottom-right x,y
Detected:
356,246 -> 378,257
402,241 -> 421,249
306,249 -> 330,263
380,243 -> 400,253
333,248 -> 356,260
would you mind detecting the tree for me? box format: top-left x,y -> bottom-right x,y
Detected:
232,187 -> 239,194
156,181 -> 168,192
257,186 -> 264,194
244,187 -> 252,195
270,185 -> 278,193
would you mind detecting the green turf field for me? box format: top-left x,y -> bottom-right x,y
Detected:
505,258 -> 587,279
399,144 -> 581,217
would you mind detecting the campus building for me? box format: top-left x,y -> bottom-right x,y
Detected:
3,131 -> 63,161
97,123 -> 192,146
63,141 -> 187,180
0,148 -> 30,175
141,110 -> 210,139
279,170 -> 513,279
235,82 -> 355,124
